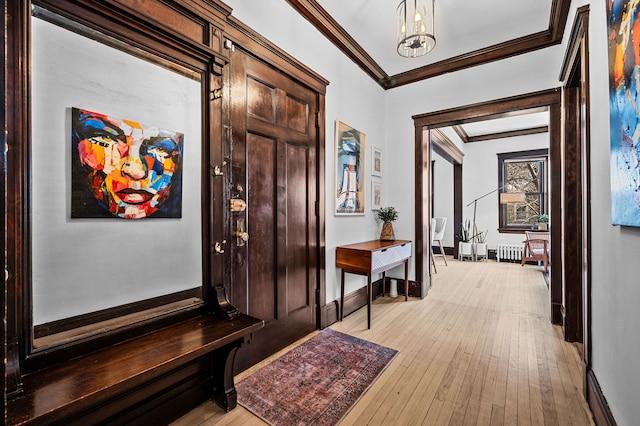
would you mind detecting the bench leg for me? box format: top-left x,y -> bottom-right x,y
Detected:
211,338 -> 244,412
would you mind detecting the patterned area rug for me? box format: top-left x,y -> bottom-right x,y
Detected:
236,328 -> 398,425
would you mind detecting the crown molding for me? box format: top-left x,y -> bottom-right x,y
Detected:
285,0 -> 571,89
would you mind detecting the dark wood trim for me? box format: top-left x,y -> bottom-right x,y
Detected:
497,148 -> 549,231
283,0 -> 386,84
560,6 -> 591,360
453,125 -> 469,143
587,369 -> 617,426
225,16 -> 328,94
316,94 -> 327,330
431,129 -> 464,164
464,125 -> 548,143
1,0 -> 9,415
413,91 -> 556,127
415,126 -> 432,298
549,101 -> 563,325
453,163 -> 463,259
414,89 -> 562,326
391,31 -> 555,88
285,0 -> 570,89
33,288 -> 202,339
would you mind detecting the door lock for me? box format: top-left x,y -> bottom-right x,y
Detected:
230,198 -> 247,212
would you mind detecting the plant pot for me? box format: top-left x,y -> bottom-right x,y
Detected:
380,222 -> 395,240
459,242 -> 473,260
474,243 -> 488,260
538,223 -> 548,230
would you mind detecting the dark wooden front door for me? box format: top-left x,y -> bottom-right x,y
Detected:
229,48 -> 318,371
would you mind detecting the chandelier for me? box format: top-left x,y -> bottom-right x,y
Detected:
397,0 -> 436,58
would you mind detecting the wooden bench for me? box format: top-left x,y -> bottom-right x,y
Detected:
7,313 -> 263,425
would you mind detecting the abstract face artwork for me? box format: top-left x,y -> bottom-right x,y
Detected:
71,108 -> 183,219
608,0 -> 640,226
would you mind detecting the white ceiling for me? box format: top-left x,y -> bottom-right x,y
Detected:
313,0 -> 554,137
316,0 -> 553,76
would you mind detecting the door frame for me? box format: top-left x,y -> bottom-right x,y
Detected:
412,89 -> 563,323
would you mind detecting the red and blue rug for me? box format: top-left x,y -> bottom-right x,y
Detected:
236,328 -> 398,425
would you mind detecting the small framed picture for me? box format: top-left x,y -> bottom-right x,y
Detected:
372,180 -> 382,210
372,146 -> 382,177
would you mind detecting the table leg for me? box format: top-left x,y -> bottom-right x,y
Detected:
340,269 -> 345,321
367,274 -> 372,329
382,271 -> 386,296
404,260 -> 409,301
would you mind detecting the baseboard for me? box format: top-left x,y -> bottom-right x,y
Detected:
320,277 -> 421,328
587,369 -> 617,426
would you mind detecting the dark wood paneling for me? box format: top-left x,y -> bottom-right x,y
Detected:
230,48 -> 318,372
562,86 -> 582,342
549,102 -> 563,325
587,370 -> 617,426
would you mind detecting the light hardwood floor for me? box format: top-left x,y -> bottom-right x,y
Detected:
173,259 -> 594,425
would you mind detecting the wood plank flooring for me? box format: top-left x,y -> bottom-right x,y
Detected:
172,259 -> 594,425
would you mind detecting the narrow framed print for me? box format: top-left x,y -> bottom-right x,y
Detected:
335,120 -> 366,215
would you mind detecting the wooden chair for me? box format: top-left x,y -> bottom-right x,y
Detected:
521,231 -> 550,273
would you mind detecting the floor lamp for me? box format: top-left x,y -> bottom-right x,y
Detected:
466,186 -> 526,261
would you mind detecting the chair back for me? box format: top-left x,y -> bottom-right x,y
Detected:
524,231 -> 549,253
433,217 -> 447,241
430,218 -> 437,244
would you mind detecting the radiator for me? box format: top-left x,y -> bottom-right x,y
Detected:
496,243 -> 524,262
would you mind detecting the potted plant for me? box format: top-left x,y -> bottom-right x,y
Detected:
377,206 -> 398,240
457,219 -> 474,260
538,213 -> 549,230
474,229 -> 488,260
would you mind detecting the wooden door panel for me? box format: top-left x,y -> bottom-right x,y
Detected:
283,143 -> 310,315
246,76 -> 276,123
230,48 -> 317,371
247,132 -> 276,322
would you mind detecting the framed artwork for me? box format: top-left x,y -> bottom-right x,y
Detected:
71,108 -> 184,219
335,120 -> 366,215
372,180 -> 382,210
372,146 -> 382,176
608,0 -> 640,226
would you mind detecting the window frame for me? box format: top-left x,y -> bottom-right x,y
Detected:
497,148 -> 549,233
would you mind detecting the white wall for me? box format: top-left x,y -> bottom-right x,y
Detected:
463,133 -> 549,249
582,0 -> 640,423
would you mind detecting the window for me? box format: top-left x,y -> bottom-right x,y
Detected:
498,149 -> 548,231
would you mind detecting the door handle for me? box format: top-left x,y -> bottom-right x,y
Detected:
236,219 -> 249,246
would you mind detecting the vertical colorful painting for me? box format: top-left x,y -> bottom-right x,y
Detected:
335,120 -> 366,215
608,0 -> 640,226
71,108 -> 184,219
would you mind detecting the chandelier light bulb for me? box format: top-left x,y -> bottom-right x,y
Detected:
397,0 -> 436,58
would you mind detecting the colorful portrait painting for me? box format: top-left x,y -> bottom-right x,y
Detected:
71,108 -> 184,219
335,120 -> 365,215
608,0 -> 640,226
